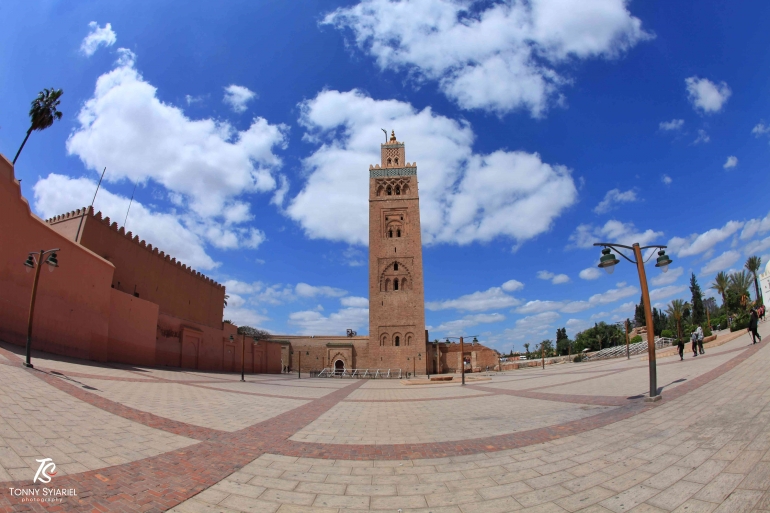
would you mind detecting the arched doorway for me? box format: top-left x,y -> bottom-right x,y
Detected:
334,359 -> 345,375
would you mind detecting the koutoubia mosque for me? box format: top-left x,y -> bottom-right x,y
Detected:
0,133 -> 499,376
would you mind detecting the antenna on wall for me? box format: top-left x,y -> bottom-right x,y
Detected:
75,166 -> 107,242
124,182 -> 137,228
381,128 -> 387,143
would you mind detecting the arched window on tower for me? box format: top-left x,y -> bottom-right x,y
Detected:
388,229 -> 393,238
393,262 -> 398,271
394,157 -> 399,165
397,229 -> 401,237
394,279 -> 399,291
387,158 -> 392,166
384,278 -> 391,291
395,185 -> 401,195
386,186 -> 392,195
395,336 -> 400,347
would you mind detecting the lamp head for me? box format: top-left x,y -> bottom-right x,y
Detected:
229,335 -> 234,342
597,247 -> 620,275
24,255 -> 35,273
655,249 -> 673,273
45,252 -> 58,272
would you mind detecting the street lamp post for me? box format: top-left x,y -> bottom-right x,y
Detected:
444,335 -> 478,385
23,249 -> 59,368
594,243 -> 672,401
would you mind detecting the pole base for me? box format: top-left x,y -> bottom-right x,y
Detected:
22,363 -> 33,369
645,395 -> 662,402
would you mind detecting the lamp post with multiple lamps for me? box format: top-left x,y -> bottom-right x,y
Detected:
444,336 -> 478,385
23,248 -> 59,368
229,333 -> 249,382
594,242 -> 672,401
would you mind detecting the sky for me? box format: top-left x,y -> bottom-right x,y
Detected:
3,0 -> 770,353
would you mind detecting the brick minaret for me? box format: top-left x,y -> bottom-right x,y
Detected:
368,131 -> 427,375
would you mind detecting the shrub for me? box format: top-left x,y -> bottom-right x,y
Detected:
573,354 -> 583,362
730,314 -> 750,332
703,326 -> 712,337
630,335 -> 643,344
661,329 -> 674,339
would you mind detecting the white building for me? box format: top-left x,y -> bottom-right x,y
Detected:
759,260 -> 770,303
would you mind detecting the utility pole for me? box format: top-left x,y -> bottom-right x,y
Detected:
460,336 -> 465,385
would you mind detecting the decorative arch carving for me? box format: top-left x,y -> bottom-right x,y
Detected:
379,260 -> 412,292
380,333 -> 388,346
392,332 -> 403,347
375,177 -> 411,196
406,332 -> 414,346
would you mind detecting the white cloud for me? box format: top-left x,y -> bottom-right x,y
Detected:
341,296 -> 369,308
501,279 -> 525,292
659,119 -> 684,131
289,90 -> 577,246
434,313 -> 505,335
579,267 -> 602,280
565,318 -> 590,335
594,188 -> 638,214
515,284 -> 637,315
740,212 -> 770,240
649,285 -> 687,302
426,285 -> 521,312
693,129 -> 710,145
34,174 -> 217,270
288,307 -> 369,335
295,283 -> 348,298
650,266 -> 683,286
223,85 -> 257,113
752,123 -> 770,138
701,250 -> 741,275
744,236 -> 770,257
80,22 -> 117,57
569,219 -> 662,249
511,312 -> 562,340
662,174 -> 672,185
185,95 -> 203,105
723,156 -> 738,169
685,77 -> 731,114
667,220 -> 743,257
536,270 -> 569,284
323,0 -> 651,116
66,50 -> 287,228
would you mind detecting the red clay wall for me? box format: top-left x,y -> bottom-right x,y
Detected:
0,155 -> 115,361
107,288 -> 159,366
47,211 -> 225,329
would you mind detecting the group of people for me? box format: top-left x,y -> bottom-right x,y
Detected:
677,326 -> 705,360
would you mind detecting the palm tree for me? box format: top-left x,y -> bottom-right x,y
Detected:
745,256 -> 762,304
666,299 -> 686,341
224,294 -> 229,308
13,88 -> 64,165
524,343 -> 530,356
710,271 -> 730,309
730,271 -> 753,296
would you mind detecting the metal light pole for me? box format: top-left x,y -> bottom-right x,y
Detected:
541,342 -> 545,370
594,243 -> 672,401
298,350 -> 301,379
625,319 -> 630,360
23,249 -> 59,368
241,333 -> 246,382
444,335 -> 478,385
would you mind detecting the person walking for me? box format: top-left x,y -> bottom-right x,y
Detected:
696,325 -> 705,355
677,336 -> 684,361
691,330 -> 699,357
749,308 -> 761,344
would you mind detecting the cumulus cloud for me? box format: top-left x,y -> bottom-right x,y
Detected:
744,236 -> 770,257
667,220 -> 743,257
295,283 -> 348,298
693,129 -> 710,145
80,22 -> 117,56
323,0 -> 651,116
341,296 -> 369,308
288,307 -> 369,335
536,270 -> 570,284
223,85 -> 257,113
579,267 -> 602,280
662,174 -> 672,185
426,284 -> 521,312
434,313 -> 505,335
515,284 -> 637,315
752,123 -> 770,138
650,266 -> 683,287
510,312 -> 562,340
686,77 -> 731,114
740,212 -> 770,240
659,119 -> 684,131
569,219 -> 662,249
66,50 -> 287,225
501,279 -> 525,292
701,250 -> 741,275
723,156 -> 738,169
34,174 -> 217,270
649,285 -> 688,302
288,90 -> 577,247
594,188 -> 638,214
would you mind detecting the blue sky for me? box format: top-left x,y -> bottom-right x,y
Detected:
3,0 -> 770,352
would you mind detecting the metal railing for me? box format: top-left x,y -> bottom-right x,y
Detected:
583,337 -> 675,361
314,367 -> 403,379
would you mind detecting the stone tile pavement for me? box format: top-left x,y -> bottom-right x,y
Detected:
2,323 -> 770,511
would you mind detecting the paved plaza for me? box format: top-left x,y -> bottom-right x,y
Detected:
2,325 -> 770,512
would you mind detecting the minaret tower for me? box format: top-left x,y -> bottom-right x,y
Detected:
368,131 -> 427,374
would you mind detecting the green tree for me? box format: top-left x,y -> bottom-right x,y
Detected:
745,256 -> 762,304
729,271 -> 753,305
666,299 -> 686,341
237,326 -> 271,340
710,271 -> 730,312
689,273 -> 705,326
540,340 -> 554,357
13,88 -> 64,165
634,294 -> 646,327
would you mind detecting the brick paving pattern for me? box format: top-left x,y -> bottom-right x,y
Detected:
0,325 -> 769,512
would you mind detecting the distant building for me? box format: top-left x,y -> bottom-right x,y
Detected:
760,260 -> 770,303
